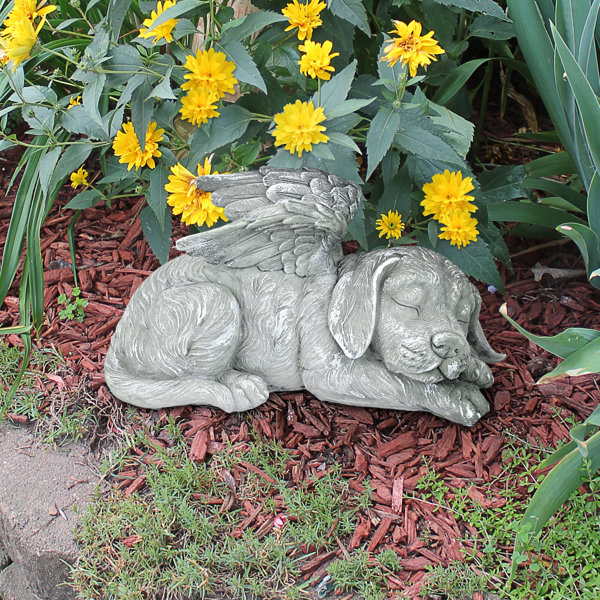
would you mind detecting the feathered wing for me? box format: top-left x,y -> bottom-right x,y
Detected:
175,167 -> 362,276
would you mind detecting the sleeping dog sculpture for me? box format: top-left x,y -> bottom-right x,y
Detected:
104,168 -> 504,426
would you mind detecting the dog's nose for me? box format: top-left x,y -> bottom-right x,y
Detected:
431,332 -> 464,358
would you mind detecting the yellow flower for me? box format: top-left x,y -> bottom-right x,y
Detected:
68,95 -> 81,108
139,0 -> 178,44
181,48 -> 237,99
70,166 -> 89,189
438,210 -> 478,249
165,158 -> 228,227
112,121 -> 164,171
282,0 -> 326,41
421,170 -> 476,221
376,210 -> 405,240
298,40 -> 339,81
272,100 -> 328,157
179,87 -> 220,126
0,15 -> 40,68
381,20 -> 444,78
2,0 -> 56,32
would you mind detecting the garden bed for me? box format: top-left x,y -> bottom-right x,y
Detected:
1,143 -> 599,599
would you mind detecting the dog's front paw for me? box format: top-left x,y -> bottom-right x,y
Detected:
218,370 -> 269,412
425,381 -> 490,426
459,357 -> 494,389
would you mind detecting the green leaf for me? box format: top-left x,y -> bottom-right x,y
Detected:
327,0 -> 370,35
468,15 -> 515,39
510,429 -> 600,579
551,22 -> 600,178
432,58 -> 490,105
149,166 -> 169,228
150,57 -> 176,100
346,200 -> 368,249
49,142 -> 95,195
140,0 -> 201,34
83,72 -> 106,126
425,101 -> 474,158
366,106 -> 401,180
106,44 -> 144,87
325,97 -> 375,120
487,201 -> 587,228
506,0 -> 588,186
267,149 -> 303,168
437,238 -> 504,291
499,303 -> 600,359
221,10 -> 287,43
395,118 -> 465,168
523,176 -> 586,213
59,105 -> 109,140
327,131 -> 361,154
219,41 -> 266,93
479,165 -> 527,202
431,0 -> 508,20
64,189 -> 103,210
317,60 -> 357,115
556,222 -> 600,284
38,147 -> 62,198
186,105 -> 254,167
131,77 -> 154,148
525,152 -> 576,178
140,205 -> 172,265
108,0 -> 133,41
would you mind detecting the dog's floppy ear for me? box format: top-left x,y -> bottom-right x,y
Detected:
328,252 -> 402,359
467,289 -> 506,363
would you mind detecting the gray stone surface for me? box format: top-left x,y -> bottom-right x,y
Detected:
105,168 -> 504,426
0,425 -> 103,600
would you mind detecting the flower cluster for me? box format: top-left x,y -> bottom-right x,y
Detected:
180,48 -> 237,126
165,158 -> 227,227
376,210 -> 405,240
112,121 -> 165,171
0,0 -> 56,69
139,0 -> 178,44
381,20 -> 444,78
422,170 -> 479,248
282,0 -> 326,41
273,1 -> 336,157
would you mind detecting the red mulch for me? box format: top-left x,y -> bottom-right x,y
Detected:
1,169 -> 599,598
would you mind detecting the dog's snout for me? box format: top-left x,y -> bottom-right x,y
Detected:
431,332 -> 464,358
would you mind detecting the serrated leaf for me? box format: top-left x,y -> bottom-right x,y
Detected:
149,166 -> 169,228
431,0 -> 508,20
327,131 -> 361,153
131,78 -> 154,148
48,142 -> 95,195
325,97 -> 375,119
479,165 -> 527,202
366,106 -> 400,180
316,60 -> 357,114
468,14 -> 515,39
106,44 -> 144,87
327,0 -> 370,34
346,200 -> 368,249
425,101 -> 474,158
141,0 -> 201,34
219,41 -> 266,93
186,105 -> 254,167
140,205 -> 172,265
222,10 -> 287,43
64,189 -> 103,210
438,238 -> 504,290
38,147 -> 62,198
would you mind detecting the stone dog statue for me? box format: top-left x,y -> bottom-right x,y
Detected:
104,168 -> 504,426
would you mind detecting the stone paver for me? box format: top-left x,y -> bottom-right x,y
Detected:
0,425 -> 104,600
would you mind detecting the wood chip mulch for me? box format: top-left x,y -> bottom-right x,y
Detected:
1,177 -> 599,598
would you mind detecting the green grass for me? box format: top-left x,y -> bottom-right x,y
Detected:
418,441 -> 600,600
72,422 -> 382,600
0,340 -> 97,444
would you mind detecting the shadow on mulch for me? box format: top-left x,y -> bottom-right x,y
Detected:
1,173 -> 599,597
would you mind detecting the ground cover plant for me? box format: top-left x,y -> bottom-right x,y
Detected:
0,0 -> 599,599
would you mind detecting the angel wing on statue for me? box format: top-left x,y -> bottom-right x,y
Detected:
105,168 -> 504,426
